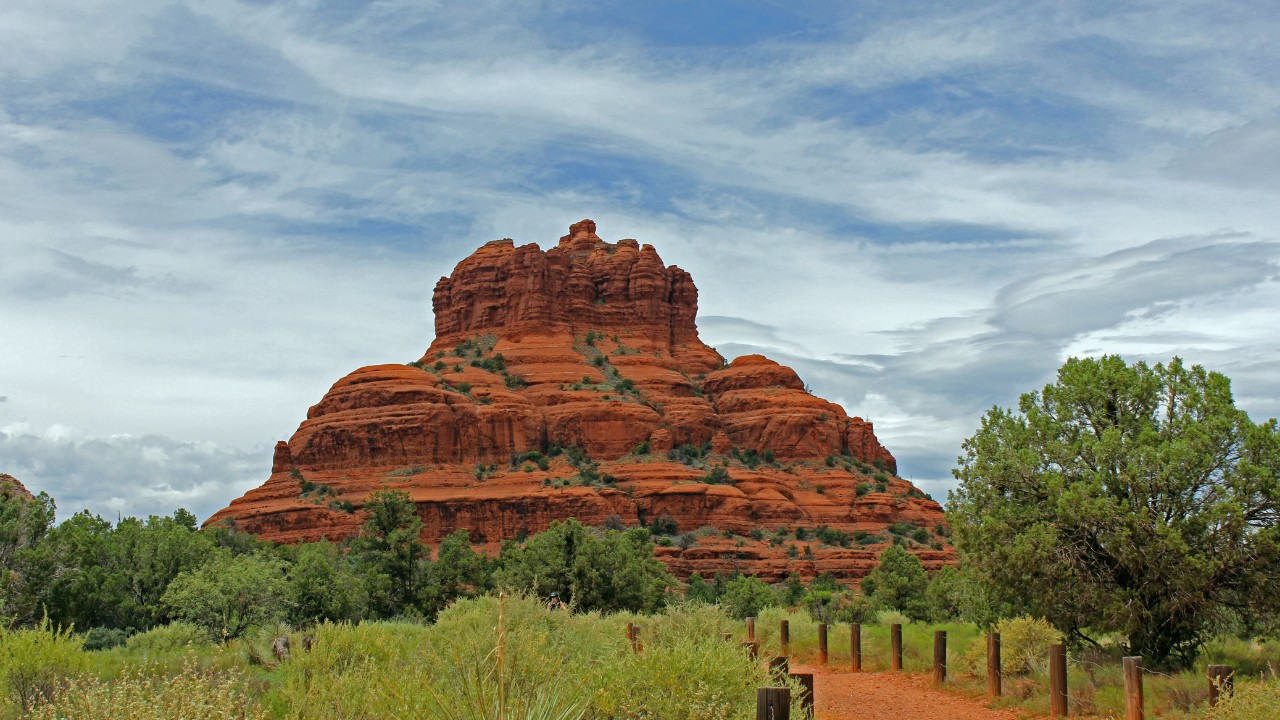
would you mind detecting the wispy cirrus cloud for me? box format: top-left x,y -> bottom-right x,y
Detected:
2,0 -> 1278,519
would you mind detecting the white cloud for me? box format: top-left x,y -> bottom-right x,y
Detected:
2,0 -> 1279,518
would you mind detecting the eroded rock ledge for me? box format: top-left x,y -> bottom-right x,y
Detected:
206,221 -> 949,581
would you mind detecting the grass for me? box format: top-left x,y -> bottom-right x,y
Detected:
4,598 -> 800,720
8,600 -> 1280,719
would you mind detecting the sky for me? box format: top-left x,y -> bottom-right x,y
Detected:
2,0 -> 1279,523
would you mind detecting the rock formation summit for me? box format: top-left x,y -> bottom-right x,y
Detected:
207,221 -> 949,580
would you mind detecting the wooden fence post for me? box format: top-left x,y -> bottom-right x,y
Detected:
756,687 -> 790,720
722,632 -> 734,641
933,630 -> 947,684
986,632 -> 1001,701
1122,656 -> 1144,720
626,622 -> 635,646
769,656 -> 790,679
890,624 -> 903,671
742,641 -> 760,660
1208,665 -> 1234,706
790,672 -> 814,719
780,619 -> 790,657
747,617 -> 756,642
818,623 -> 828,665
1049,643 -> 1068,718
850,623 -> 861,672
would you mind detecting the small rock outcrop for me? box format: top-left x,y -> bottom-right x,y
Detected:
206,221 -> 950,581
0,473 -> 34,502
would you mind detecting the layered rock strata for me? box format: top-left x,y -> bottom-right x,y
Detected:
207,220 -> 950,581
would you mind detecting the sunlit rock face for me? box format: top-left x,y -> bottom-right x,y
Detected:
207,220 -> 950,581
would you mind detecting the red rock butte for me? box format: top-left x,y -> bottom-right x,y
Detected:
207,220 -> 951,581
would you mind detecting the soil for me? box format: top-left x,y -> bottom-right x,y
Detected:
791,664 -> 1028,720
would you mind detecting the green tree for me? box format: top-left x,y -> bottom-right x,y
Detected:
685,572 -> 718,603
284,541 -> 367,624
778,573 -> 806,607
0,489 -> 56,624
350,489 -> 428,617
38,510 -> 213,631
720,575 -> 776,620
496,520 -> 673,613
861,545 -> 930,621
950,356 -> 1280,668
924,565 -> 965,622
423,529 -> 491,616
161,551 -> 290,640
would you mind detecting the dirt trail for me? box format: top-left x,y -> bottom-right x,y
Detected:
790,664 -> 1025,720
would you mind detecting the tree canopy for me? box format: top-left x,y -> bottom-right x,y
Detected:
949,355 -> 1280,667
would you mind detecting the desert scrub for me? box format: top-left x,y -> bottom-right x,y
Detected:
29,661 -> 264,720
0,621 -> 89,716
123,622 -> 212,655
1205,677 -> 1280,720
958,616 -> 1062,676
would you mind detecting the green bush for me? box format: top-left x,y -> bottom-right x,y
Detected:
958,616 -> 1062,676
0,621 -> 89,714
721,576 -> 776,620
82,627 -> 129,651
124,622 -> 212,654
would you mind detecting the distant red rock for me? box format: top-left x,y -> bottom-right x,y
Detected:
0,473 -> 34,502
206,221 -> 951,581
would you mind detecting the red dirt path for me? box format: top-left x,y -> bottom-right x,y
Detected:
791,665 -> 1026,720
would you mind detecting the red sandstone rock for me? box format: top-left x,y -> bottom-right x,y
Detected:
206,221 -> 949,581
0,473 -> 34,502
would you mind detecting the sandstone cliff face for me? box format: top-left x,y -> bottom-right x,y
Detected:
0,473 -> 34,502
206,221 -> 950,582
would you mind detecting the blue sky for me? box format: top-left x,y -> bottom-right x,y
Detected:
2,0 -> 1279,522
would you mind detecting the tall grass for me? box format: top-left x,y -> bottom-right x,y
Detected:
263,595 -> 794,720
29,661 -> 263,720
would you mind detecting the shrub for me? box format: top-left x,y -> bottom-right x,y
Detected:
1206,677 -> 1280,720
814,526 -> 851,548
124,622 -> 212,654
649,513 -> 678,536
887,521 -> 915,536
861,545 -> 930,620
856,483 -> 871,496
82,627 -> 129,651
700,465 -> 732,485
721,576 -> 777,620
959,616 -> 1062,676
0,621 -> 89,714
161,553 -> 291,641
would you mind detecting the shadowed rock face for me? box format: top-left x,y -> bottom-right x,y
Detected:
206,221 -> 950,581
0,473 -> 34,502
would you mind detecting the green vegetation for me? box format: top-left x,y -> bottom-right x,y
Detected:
951,355 -> 1280,668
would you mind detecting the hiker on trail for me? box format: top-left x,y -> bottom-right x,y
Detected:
547,591 -> 564,611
